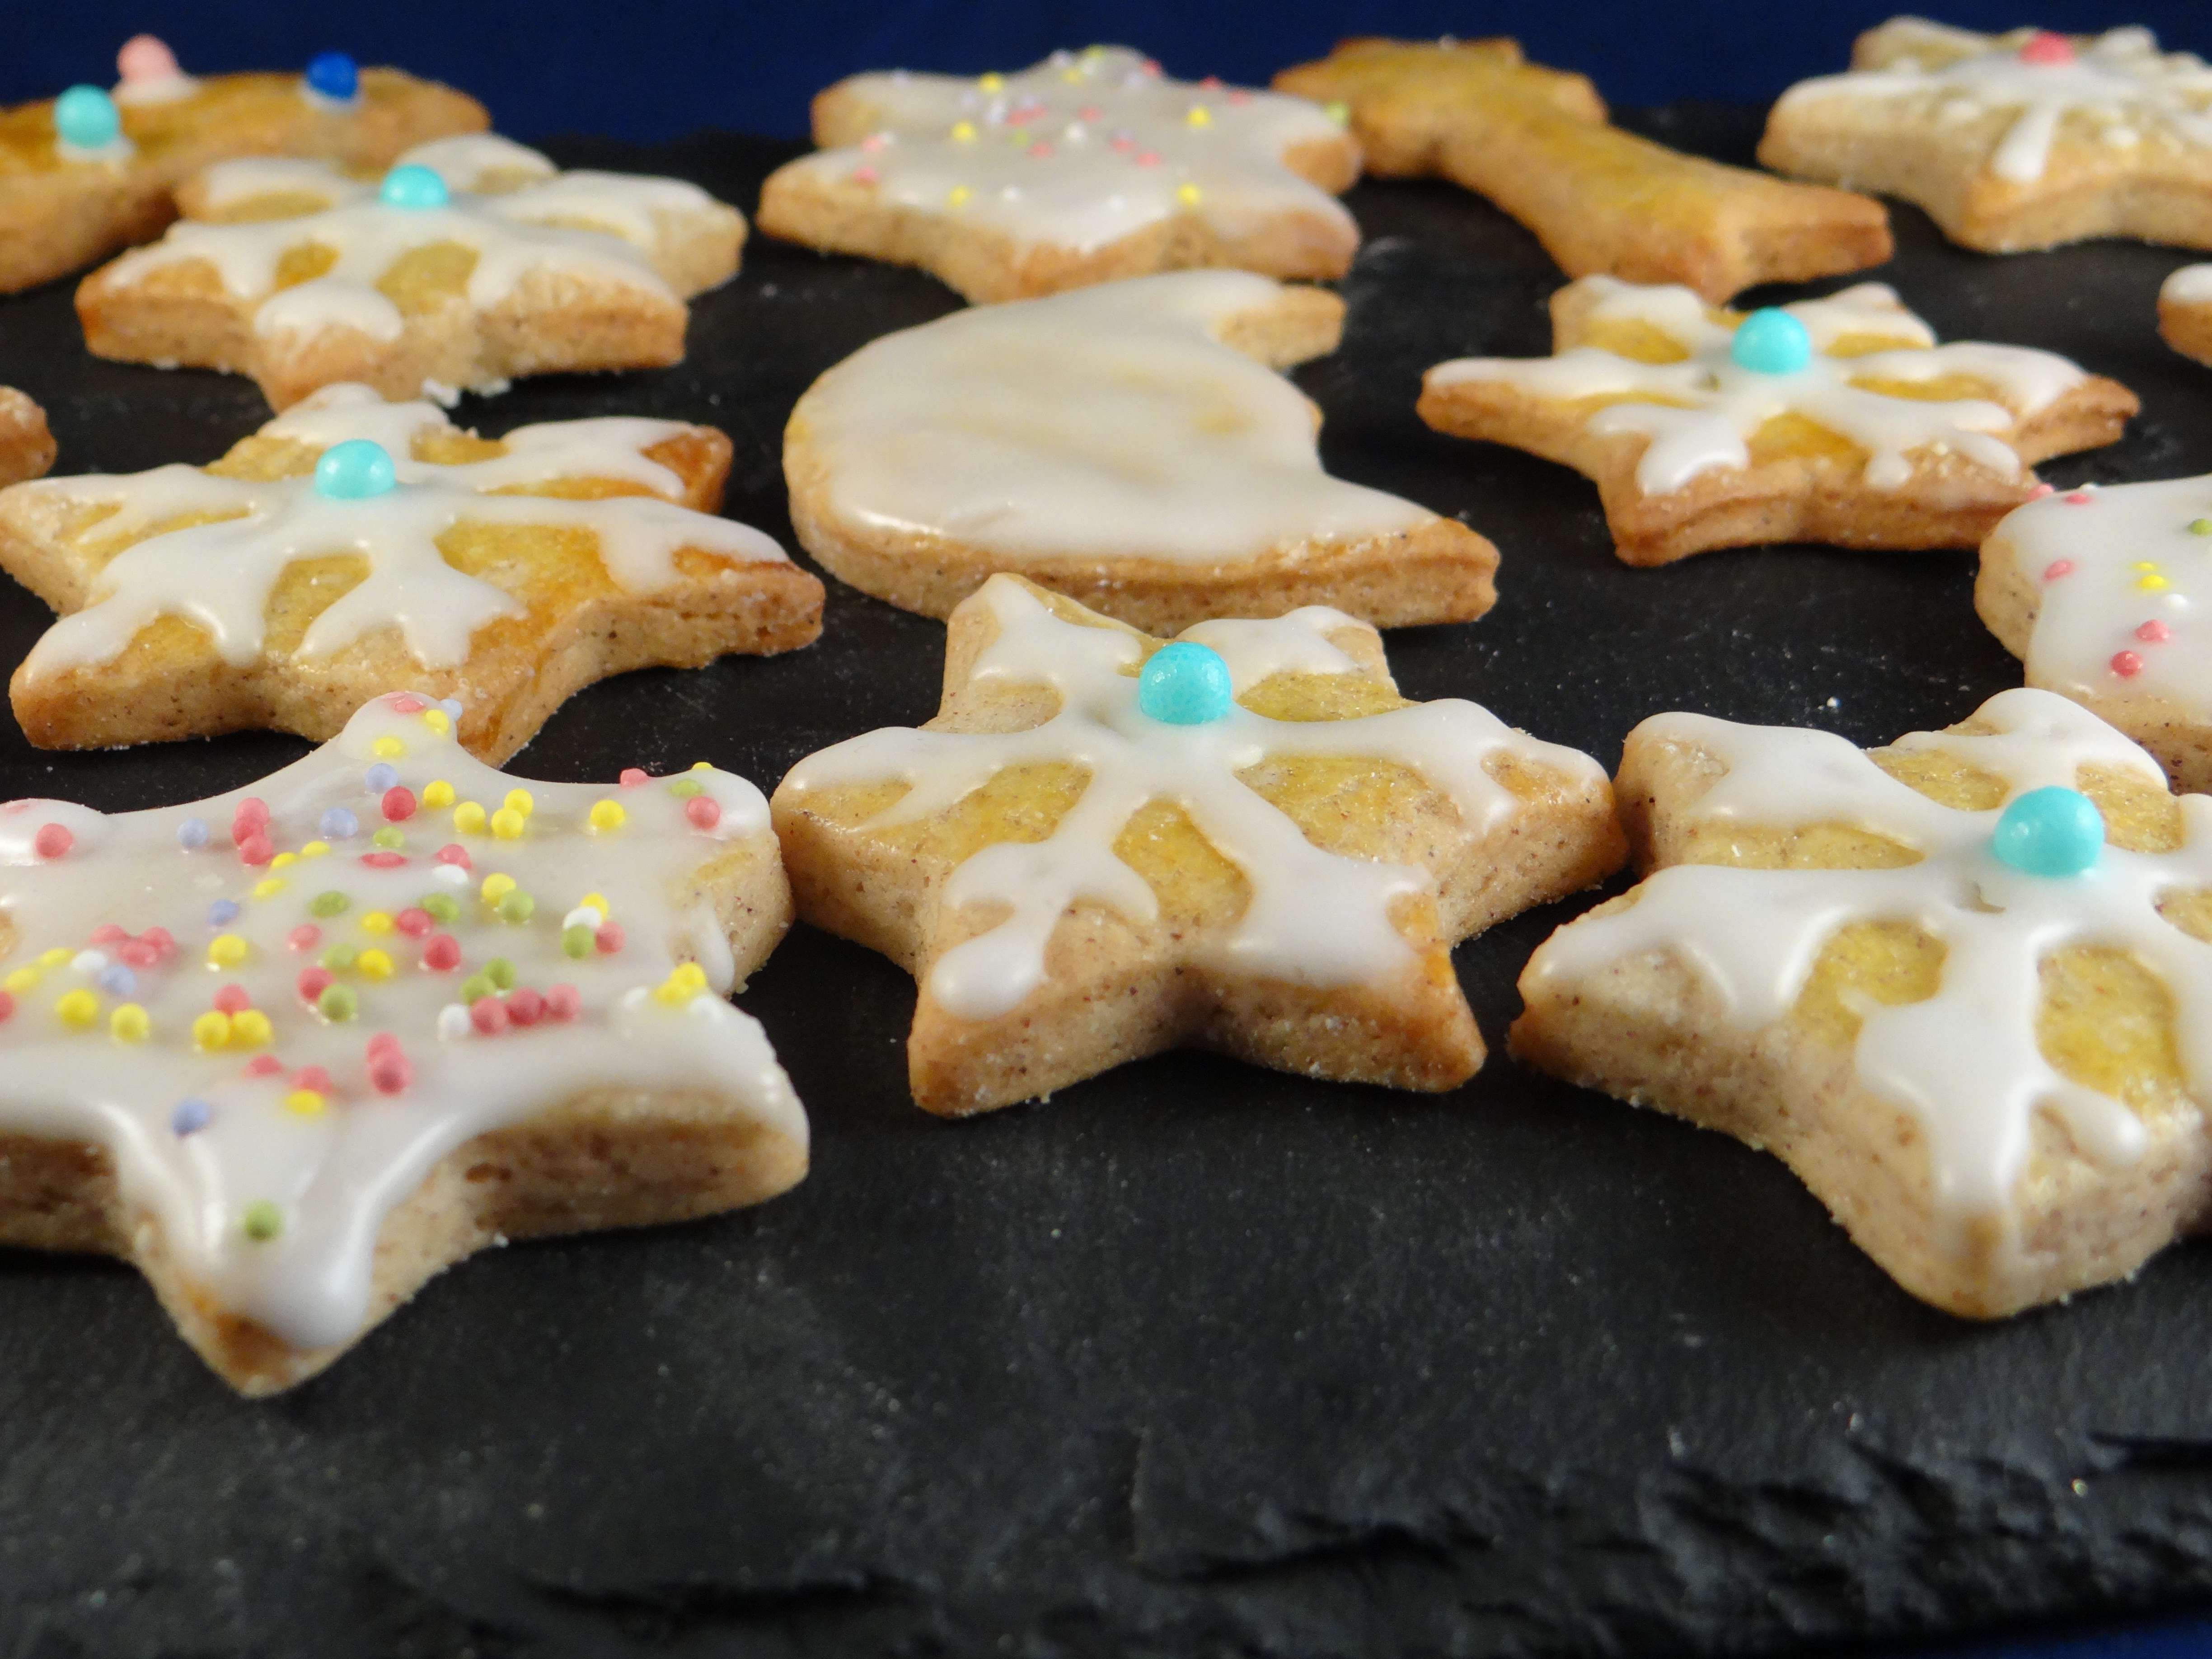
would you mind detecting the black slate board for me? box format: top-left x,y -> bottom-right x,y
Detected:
2,109 -> 2211,1659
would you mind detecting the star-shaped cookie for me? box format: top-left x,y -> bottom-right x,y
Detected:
77,133 -> 746,408
1419,275 -> 2137,565
785,269 -> 1499,633
0,382 -> 823,760
1514,688 -> 2212,1317
772,574 -> 1624,1114
0,690 -> 806,1392
1760,19 -> 2212,253
756,46 -> 1359,304
1274,37 -> 1892,302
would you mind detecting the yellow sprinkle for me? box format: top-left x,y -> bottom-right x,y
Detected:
2141,574 -> 2171,590
1061,67 -> 1083,82
422,708 -> 451,735
422,779 -> 455,809
978,72 -> 1003,91
588,800 -> 627,833
691,760 -> 712,771
358,948 -> 394,981
491,807 -> 526,840
371,736 -> 405,759
283,1089 -> 326,1117
1175,183 -> 1202,206
192,1011 -> 232,1051
653,979 -> 689,1007
453,801 -> 487,834
231,1009 -> 272,1047
3,968 -> 39,995
504,788 -> 534,816
54,989 -> 98,1028
481,872 -> 517,903
270,852 -> 298,870
109,1003 -> 150,1043
38,948 -> 70,968
361,911 -> 393,934
207,934 -> 249,968
301,841 -> 329,858
950,120 -> 976,142
1186,104 -> 1212,126
947,185 -> 973,206
253,877 -> 287,900
671,963 -> 708,994
580,892 -> 608,915
2134,561 -> 2158,570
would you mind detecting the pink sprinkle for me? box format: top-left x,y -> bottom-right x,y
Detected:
298,968 -> 334,1002
2043,559 -> 2075,581
288,924 -> 322,952
239,834 -> 273,867
89,923 -> 129,947
422,934 -> 461,971
860,132 -> 887,152
685,796 -> 723,831
1028,141 -> 1054,158
119,941 -> 159,968
853,165 -> 880,184
33,824 -> 72,860
595,922 -> 625,954
2138,619 -> 2173,643
0,991 -> 13,1022
1200,74 -> 1223,88
435,844 -> 470,869
2019,30 -> 2075,65
1110,135 -> 1134,152
245,1054 -> 283,1078
365,1031 -> 402,1059
390,695 -> 426,714
2065,489 -> 2095,505
367,1052 -> 411,1094
117,34 -> 180,83
545,984 -> 581,1022
1079,104 -> 1101,120
507,986 -> 545,1026
381,786 -> 416,822
234,798 -> 270,831
470,996 -> 509,1036
1141,60 -> 1160,75
213,984 -> 252,1014
291,1065 -> 332,1094
394,907 -> 432,938
360,851 -> 407,869
2113,650 -> 2144,678
1135,150 -> 1161,166
2028,482 -> 2055,499
619,768 -> 648,787
1228,88 -> 1251,104
140,927 -> 173,956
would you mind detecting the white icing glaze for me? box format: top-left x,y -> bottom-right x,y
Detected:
103,135 -> 724,343
796,270 -> 1433,562
1428,276 -> 2087,495
1776,22 -> 2212,184
0,691 -> 803,1349
15,383 -> 789,678
782,576 -> 1606,1020
112,72 -> 201,108
2163,262 -> 2212,305
783,45 -> 1353,255
1525,688 -> 2212,1233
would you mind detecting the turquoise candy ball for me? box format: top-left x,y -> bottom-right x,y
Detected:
314,439 -> 397,500
54,85 -> 120,150
379,163 -> 450,210
1729,308 -> 1813,376
1137,641 -> 1234,725
1989,786 -> 2104,877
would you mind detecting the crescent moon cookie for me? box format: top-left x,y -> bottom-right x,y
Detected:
1513,688 -> 2212,1317
772,574 -> 1625,1115
2159,263 -> 2212,365
784,270 -> 1498,633
0,37 -> 485,296
0,389 -> 56,490
75,134 -> 746,409
1417,275 -> 2137,567
1272,37 -> 1893,303
1759,20 -> 2212,253
755,46 -> 1359,304
0,383 -> 823,760
0,690 -> 806,1394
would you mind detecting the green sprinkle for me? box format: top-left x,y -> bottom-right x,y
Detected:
317,983 -> 357,1022
242,1201 -> 283,1242
1324,100 -> 1350,127
309,890 -> 350,918
486,956 -> 517,989
2191,517 -> 2212,536
371,825 -> 405,850
667,777 -> 705,799
459,973 -> 493,1003
421,892 -> 461,924
496,890 -> 535,924
320,942 -> 357,972
562,924 -> 594,958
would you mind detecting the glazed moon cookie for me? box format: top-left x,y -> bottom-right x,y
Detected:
0,382 -> 823,760
1514,688 -> 2212,1317
1759,20 -> 2212,254
2159,264 -> 2212,366
1418,275 -> 2137,566
785,269 -> 1498,633
756,46 -> 1359,304
772,574 -> 1624,1115
0,690 -> 806,1393
0,389 -> 56,489
1273,37 -> 1893,303
77,133 -> 746,409
0,37 -> 485,296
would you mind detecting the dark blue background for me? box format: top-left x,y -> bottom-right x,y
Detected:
2,1 -> 2209,141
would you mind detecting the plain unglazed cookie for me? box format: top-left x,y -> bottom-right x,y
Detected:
0,382 -> 822,761
1273,37 -> 1893,303
772,574 -> 1624,1115
1513,687 -> 2212,1318
1418,274 -> 2137,565
0,389 -> 56,488
76,133 -> 745,408
755,46 -> 1359,304
2159,263 -> 2212,365
1759,19 -> 2212,254
0,37 -> 485,296
784,269 -> 1498,633
0,690 -> 806,1393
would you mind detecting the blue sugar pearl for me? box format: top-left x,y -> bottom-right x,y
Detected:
1137,641 -> 1235,725
1990,786 -> 2105,877
1729,308 -> 1813,376
171,1099 -> 212,1137
319,806 -> 359,840
304,50 -> 358,101
313,438 -> 396,501
364,763 -> 398,793
438,698 -> 464,721
96,965 -> 136,997
378,163 -> 449,211
208,899 -> 240,927
176,815 -> 210,850
54,85 -> 120,150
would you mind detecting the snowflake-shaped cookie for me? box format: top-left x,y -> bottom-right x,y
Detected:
756,46 -> 1359,303
773,574 -> 1623,1114
0,382 -> 822,760
1514,687 -> 2212,1316
0,691 -> 805,1392
77,133 -> 746,408
1760,19 -> 2212,253
1419,274 -> 2135,564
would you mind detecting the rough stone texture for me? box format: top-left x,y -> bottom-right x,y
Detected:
0,117 -> 2209,1658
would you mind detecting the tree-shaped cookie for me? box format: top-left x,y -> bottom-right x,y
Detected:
1274,37 -> 1892,302
0,382 -> 822,760
0,691 -> 806,1392
77,133 -> 746,408
2160,264 -> 2212,366
0,37 -> 485,296
1760,19 -> 2212,253
786,269 -> 1499,633
1514,688 -> 2212,1317
773,575 -> 1624,1114
1419,275 -> 2136,565
1978,473 -> 2212,792
757,46 -> 1359,304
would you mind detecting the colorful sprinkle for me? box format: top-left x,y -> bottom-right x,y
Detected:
2065,489 -> 2095,505
109,1003 -> 150,1042
420,892 -> 461,925
358,949 -> 394,980
321,942 -> 357,972
95,965 -> 136,997
298,967 -> 334,1002
947,185 -> 973,206
192,1011 -> 232,1051
171,1099 -> 211,1136
178,817 -> 210,849
453,801 -> 487,834
435,843 -> 471,870
2018,30 -> 2076,65
315,438 -> 398,501
361,851 -> 407,869
54,989 -> 98,1028
395,907 -> 433,937
1174,183 -> 1202,206
668,777 -> 704,800
117,35 -> 182,83
470,996 -> 510,1035
1990,785 -> 2102,876
619,768 -> 649,787
252,877 -> 287,900
241,1201 -> 283,1242
33,823 -> 72,859
208,934 -> 248,968
212,984 -> 252,1014
365,1035 -> 411,1095
208,900 -> 239,928
490,807 -> 526,839
422,934 -> 462,972
508,987 -> 545,1026
654,963 -> 710,1007
546,984 -> 581,1022
562,924 -> 594,958
2043,559 -> 2074,580
2137,619 -> 2173,643
371,826 -> 405,850
486,956 -> 518,990
684,796 -> 722,830
589,800 -> 627,832
244,1054 -> 282,1078
2192,518 -> 2212,537
305,50 -> 358,101
317,984 -> 358,1022
381,786 -> 416,821
284,1088 -> 327,1116
422,779 -> 455,808
436,1004 -> 472,1041
1185,104 -> 1212,127
596,923 -> 625,954
496,890 -> 534,924
286,928 -> 319,958
54,85 -> 121,150
2113,650 -> 2145,678
378,163 -> 449,210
